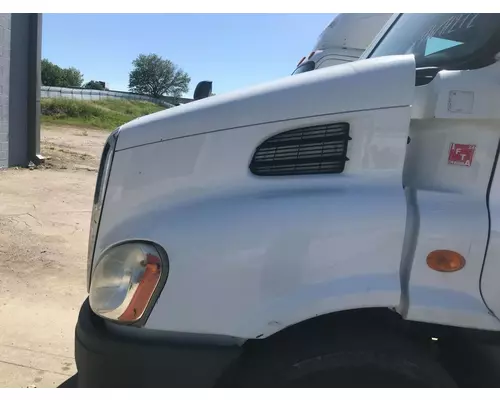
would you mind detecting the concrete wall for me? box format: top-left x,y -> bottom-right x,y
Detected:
0,13 -> 41,168
8,13 -> 29,166
0,14 -> 11,168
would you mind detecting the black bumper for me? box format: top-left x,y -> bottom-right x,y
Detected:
75,299 -> 243,387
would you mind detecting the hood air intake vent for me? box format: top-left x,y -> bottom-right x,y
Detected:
250,122 -> 350,176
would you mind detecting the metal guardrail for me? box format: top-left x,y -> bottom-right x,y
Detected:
40,86 -> 192,107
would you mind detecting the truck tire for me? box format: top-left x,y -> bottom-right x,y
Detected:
231,326 -> 457,387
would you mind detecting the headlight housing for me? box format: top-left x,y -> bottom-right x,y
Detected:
89,242 -> 165,324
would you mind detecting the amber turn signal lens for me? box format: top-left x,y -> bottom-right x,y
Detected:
119,254 -> 162,322
426,250 -> 465,272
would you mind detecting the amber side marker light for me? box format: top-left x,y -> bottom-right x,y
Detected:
426,250 -> 465,272
119,254 -> 162,322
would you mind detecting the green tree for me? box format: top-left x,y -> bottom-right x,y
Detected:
41,59 -> 84,87
41,59 -> 62,86
128,53 -> 190,99
62,67 -> 84,87
84,80 -> 105,90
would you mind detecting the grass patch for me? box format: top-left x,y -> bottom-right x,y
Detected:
41,98 -> 167,130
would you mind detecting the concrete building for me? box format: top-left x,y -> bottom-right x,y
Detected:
0,13 -> 42,168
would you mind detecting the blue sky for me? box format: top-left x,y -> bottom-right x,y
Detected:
42,14 -> 334,98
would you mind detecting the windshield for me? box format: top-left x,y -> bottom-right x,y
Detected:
370,14 -> 500,70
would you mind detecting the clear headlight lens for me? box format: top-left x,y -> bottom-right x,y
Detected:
89,242 -> 163,323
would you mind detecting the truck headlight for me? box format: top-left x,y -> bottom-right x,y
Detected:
89,242 -> 165,323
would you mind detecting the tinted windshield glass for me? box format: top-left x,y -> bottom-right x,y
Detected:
292,61 -> 315,75
371,14 -> 500,69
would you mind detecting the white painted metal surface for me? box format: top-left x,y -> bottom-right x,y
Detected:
93,55 -> 415,338
116,55 -> 413,151
314,14 -> 392,54
89,19 -> 500,340
294,14 -> 393,72
403,62 -> 500,330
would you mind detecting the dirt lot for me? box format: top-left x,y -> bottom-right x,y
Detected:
0,125 -> 108,387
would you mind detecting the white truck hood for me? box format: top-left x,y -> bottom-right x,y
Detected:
115,55 -> 415,151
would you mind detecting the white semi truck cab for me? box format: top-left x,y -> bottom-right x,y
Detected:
73,13 -> 500,387
292,13 -> 392,74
